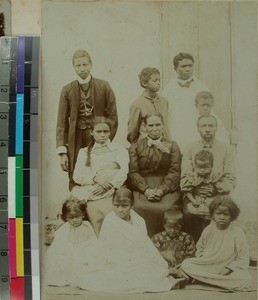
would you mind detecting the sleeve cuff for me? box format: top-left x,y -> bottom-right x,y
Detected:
57,146 -> 67,155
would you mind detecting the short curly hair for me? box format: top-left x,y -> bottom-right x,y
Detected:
138,67 -> 160,88
61,196 -> 87,222
194,150 -> 214,167
209,195 -> 240,221
173,52 -> 194,69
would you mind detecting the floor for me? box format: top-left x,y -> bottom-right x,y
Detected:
41,287 -> 257,300
41,268 -> 257,300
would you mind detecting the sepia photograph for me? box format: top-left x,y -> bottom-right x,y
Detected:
40,1 -> 257,299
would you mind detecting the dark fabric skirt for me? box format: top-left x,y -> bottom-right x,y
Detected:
133,176 -> 181,237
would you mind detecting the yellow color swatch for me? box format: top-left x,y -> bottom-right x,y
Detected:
16,218 -> 24,276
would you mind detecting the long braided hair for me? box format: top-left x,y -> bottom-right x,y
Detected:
85,117 -> 112,167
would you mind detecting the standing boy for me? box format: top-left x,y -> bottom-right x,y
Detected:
127,67 -> 170,144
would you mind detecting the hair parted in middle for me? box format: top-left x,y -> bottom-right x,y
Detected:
113,187 -> 135,206
85,117 -> 112,167
142,111 -> 164,125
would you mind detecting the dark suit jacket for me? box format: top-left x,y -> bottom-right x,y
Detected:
56,77 -> 118,172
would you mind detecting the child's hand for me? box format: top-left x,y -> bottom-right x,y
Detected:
92,185 -> 107,196
205,184 -> 216,197
219,267 -> 233,275
198,184 -> 216,197
192,198 -> 201,207
44,225 -> 55,245
93,176 -> 113,190
60,153 -> 69,172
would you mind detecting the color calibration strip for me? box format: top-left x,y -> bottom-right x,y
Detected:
0,36 -> 40,300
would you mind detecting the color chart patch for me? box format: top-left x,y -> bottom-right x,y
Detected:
0,36 -> 39,300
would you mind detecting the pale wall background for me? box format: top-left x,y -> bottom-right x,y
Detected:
10,0 -> 257,220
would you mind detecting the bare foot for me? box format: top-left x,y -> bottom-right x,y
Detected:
170,268 -> 190,281
169,276 -> 188,289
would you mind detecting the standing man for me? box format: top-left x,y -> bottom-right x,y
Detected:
56,50 -> 118,191
162,52 -> 209,152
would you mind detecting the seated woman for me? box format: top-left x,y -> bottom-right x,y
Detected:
128,112 -> 182,236
74,187 -> 186,292
71,117 -> 129,235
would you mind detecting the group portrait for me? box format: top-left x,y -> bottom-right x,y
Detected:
40,1 -> 257,299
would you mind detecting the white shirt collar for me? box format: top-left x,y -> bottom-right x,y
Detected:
77,74 -> 92,84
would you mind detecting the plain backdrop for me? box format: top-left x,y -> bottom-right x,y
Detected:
10,0 -> 257,221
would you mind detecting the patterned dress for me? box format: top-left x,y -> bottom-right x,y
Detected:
152,231 -> 196,267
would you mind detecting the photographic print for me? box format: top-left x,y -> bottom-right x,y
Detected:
40,1 -> 257,299
0,0 -> 11,36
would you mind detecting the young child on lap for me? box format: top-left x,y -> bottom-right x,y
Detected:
181,150 -> 231,242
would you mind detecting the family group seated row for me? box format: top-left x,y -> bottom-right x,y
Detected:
48,50 -> 252,292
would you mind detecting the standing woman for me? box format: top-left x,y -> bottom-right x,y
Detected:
72,117 -> 129,235
56,50 -> 118,191
128,112 -> 181,236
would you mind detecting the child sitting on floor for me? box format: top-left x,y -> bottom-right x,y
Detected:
74,187 -> 187,293
181,195 -> 252,292
43,196 -> 97,287
151,209 -> 196,276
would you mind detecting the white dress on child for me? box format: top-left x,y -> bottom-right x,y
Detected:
74,210 -> 175,293
43,221 -> 98,287
181,221 -> 252,291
